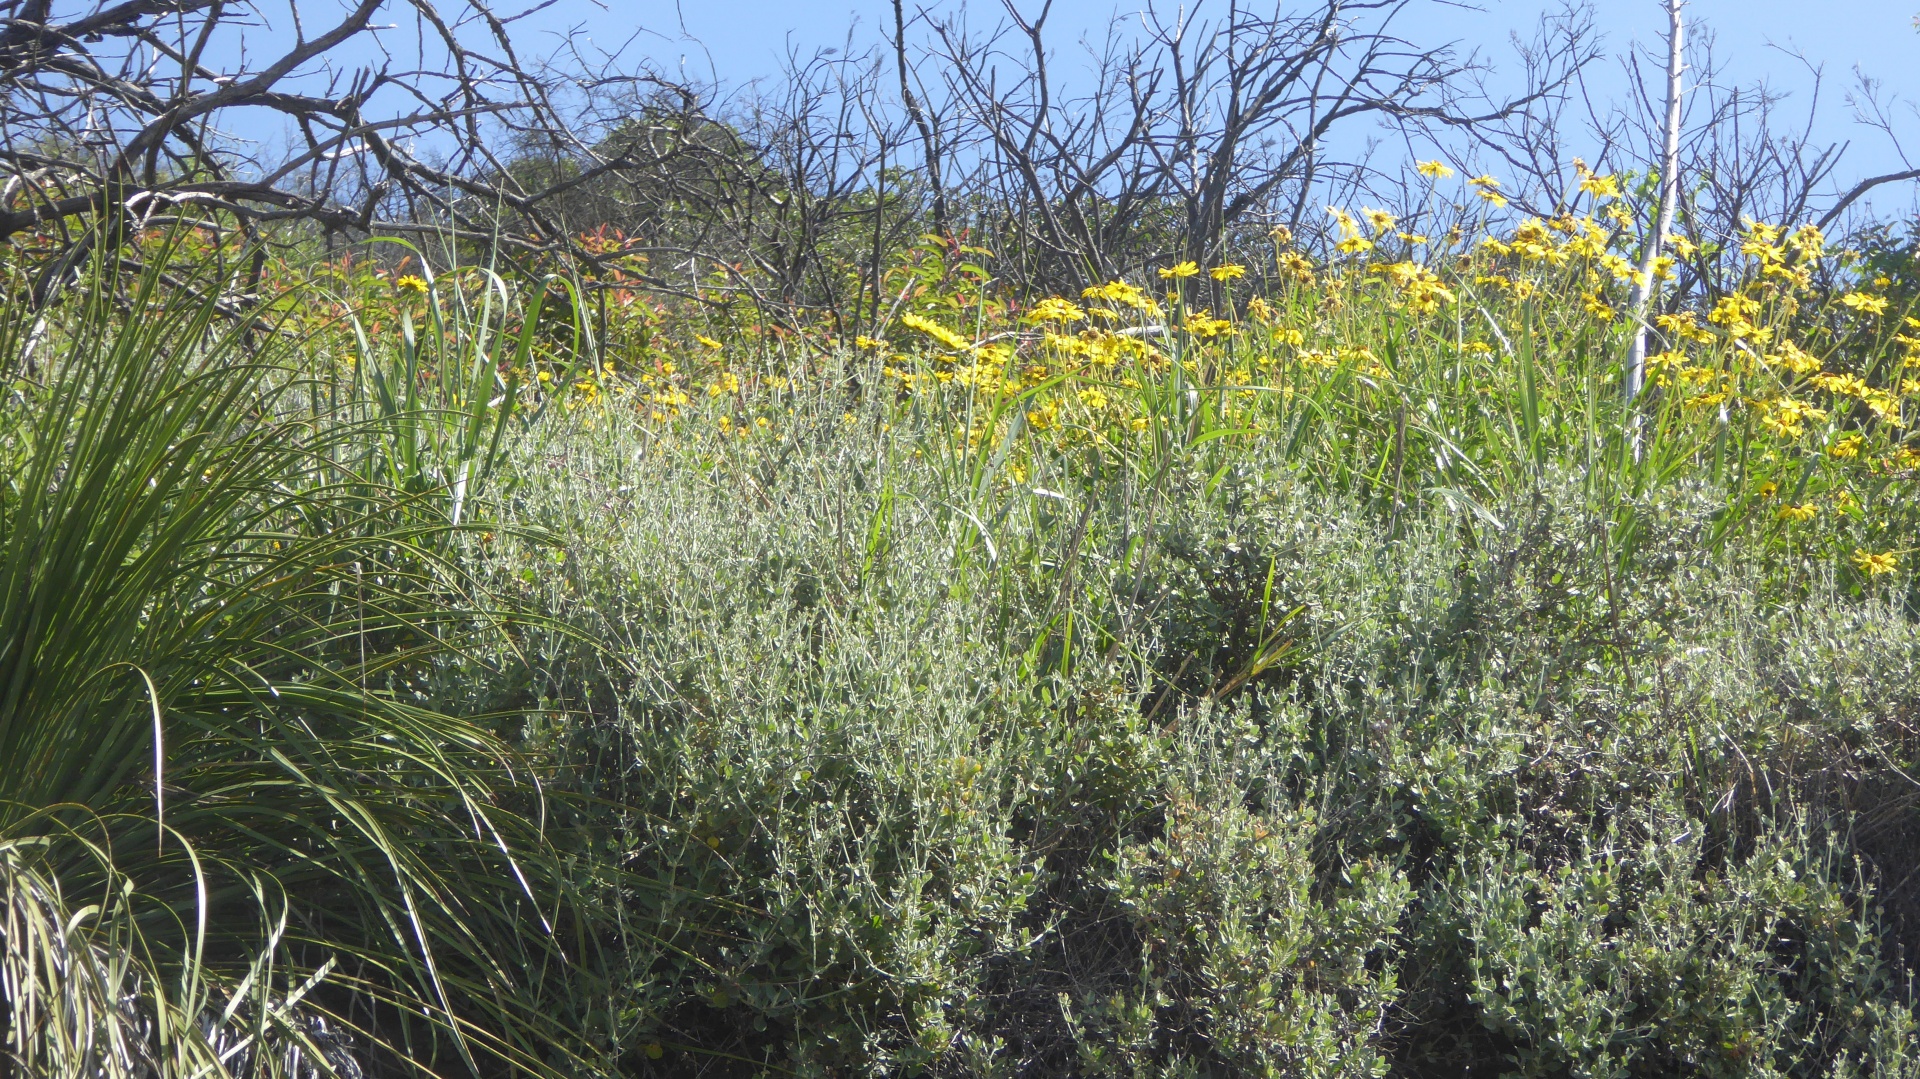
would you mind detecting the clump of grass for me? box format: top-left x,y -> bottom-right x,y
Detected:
0,251 -> 619,1077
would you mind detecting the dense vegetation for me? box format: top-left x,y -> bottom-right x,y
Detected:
462,198 -> 1920,1077
11,181 -> 1920,1077
6,3 -> 1920,1076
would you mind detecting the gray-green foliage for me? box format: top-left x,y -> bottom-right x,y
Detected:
479,369 -> 1920,1078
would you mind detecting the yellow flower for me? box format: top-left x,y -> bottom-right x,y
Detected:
1183,310 -> 1236,339
1864,389 -> 1902,423
1839,292 -> 1889,316
1078,388 -> 1109,409
1158,261 -> 1200,280
1654,311 -> 1713,344
1083,279 -> 1158,314
1510,219 -> 1558,262
1756,481 -> 1778,498
1756,396 -> 1827,438
1325,209 -> 1374,253
1594,254 -> 1638,286
1811,372 -> 1870,398
1363,208 -> 1396,234
1477,189 -> 1509,209
1742,221 -> 1784,265
1416,159 -> 1455,179
395,274 -> 429,295
1371,261 -> 1455,315
1776,503 -> 1818,522
1852,548 -> 1899,576
1708,293 -> 1770,340
1469,174 -> 1501,189
1476,273 -> 1512,291
1276,252 -> 1316,283
695,334 -> 723,350
1709,294 -> 1761,324
855,335 -> 883,350
1788,224 -> 1825,258
1764,341 -> 1822,375
1209,263 -> 1247,281
899,312 -> 973,352
1578,173 -> 1622,199
1829,433 -> 1865,459
1026,297 -> 1087,324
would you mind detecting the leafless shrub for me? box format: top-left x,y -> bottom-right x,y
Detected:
1434,10 -> 1920,302
0,0 -> 617,299
908,0 -> 1593,295
6,0 -> 1914,327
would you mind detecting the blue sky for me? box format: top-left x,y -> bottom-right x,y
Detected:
233,1 -> 1920,210
612,0 -> 1913,94
553,1 -> 1919,192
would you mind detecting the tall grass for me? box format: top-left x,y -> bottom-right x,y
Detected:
0,254 -> 614,1077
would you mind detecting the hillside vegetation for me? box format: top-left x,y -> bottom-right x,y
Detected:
11,182 -> 1920,1077
3,3 -> 1920,1075
460,195 -> 1920,1077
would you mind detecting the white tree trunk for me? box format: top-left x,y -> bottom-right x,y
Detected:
1627,0 -> 1686,400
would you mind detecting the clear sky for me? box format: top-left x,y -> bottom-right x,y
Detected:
560,0 -> 1919,193
609,0 -> 1912,92
228,1 -> 1920,213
